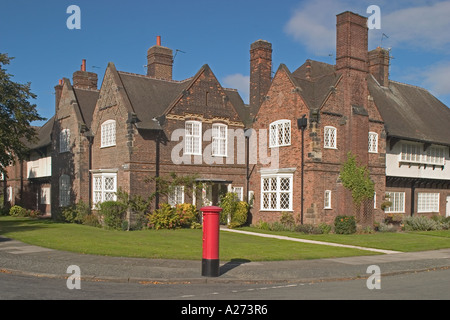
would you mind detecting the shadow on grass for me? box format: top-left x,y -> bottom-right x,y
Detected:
0,217 -> 55,235
220,258 -> 251,276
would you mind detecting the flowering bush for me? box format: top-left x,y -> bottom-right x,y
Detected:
334,215 -> 356,234
147,203 -> 199,230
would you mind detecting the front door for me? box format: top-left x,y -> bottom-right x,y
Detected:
446,196 -> 450,217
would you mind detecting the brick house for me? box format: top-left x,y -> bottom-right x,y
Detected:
1,118 -> 53,214
88,37 -> 249,216
51,60 -> 99,212
248,11 -> 450,225
368,52 -> 450,218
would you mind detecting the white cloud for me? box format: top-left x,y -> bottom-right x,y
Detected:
284,0 -> 450,53
421,61 -> 450,96
223,73 -> 250,103
284,0 -> 356,55
383,1 -> 450,51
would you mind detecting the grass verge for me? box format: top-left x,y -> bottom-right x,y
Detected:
0,216 -> 379,261
1,217 -> 449,260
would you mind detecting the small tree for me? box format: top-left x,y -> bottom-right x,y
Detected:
339,152 -> 375,226
0,54 -> 45,172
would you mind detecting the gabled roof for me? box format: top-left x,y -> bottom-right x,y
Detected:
73,88 -> 99,129
368,76 -> 450,146
26,116 -> 55,150
278,60 -> 341,110
116,65 -> 248,129
117,71 -> 192,129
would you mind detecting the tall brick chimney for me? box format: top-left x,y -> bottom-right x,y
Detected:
72,59 -> 98,90
250,39 -> 272,113
336,11 -> 368,74
54,79 -> 63,112
147,36 -> 173,80
335,11 -> 368,109
368,47 -> 390,87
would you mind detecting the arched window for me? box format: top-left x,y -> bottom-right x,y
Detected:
269,120 -> 291,147
101,120 -> 116,148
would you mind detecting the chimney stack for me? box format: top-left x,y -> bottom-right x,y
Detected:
368,47 -> 390,87
72,59 -> 98,90
54,79 -> 63,112
249,39 -> 272,114
147,36 -> 173,80
335,11 -> 368,74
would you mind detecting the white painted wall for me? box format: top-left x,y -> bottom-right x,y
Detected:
27,156 -> 51,178
386,140 -> 450,180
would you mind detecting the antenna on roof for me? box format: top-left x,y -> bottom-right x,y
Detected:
380,33 -> 389,47
173,49 -> 186,63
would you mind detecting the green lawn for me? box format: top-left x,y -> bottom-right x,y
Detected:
240,227 -> 450,252
1,216 -> 449,261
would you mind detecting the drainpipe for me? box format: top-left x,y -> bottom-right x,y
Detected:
297,115 -> 308,225
155,130 -> 161,210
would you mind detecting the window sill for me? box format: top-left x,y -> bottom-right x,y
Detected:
260,209 -> 293,212
269,144 -> 291,148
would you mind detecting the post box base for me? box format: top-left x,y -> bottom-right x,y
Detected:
202,259 -> 220,277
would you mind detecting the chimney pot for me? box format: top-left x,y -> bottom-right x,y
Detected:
147,38 -> 173,80
81,59 -> 86,72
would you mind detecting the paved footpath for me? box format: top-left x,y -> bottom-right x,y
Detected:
1,232 -> 450,284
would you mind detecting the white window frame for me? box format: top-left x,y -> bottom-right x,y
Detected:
324,126 -> 337,149
93,173 -> 117,206
261,174 -> 293,211
185,121 -> 202,155
417,193 -> 440,213
269,120 -> 291,148
232,186 -> 244,201
59,175 -> 70,207
324,190 -> 332,209
59,129 -> 70,153
212,123 -> 227,157
41,187 -> 51,205
168,186 -> 185,206
400,142 -> 445,166
101,120 -> 116,148
368,132 -> 378,153
6,186 -> 12,202
385,192 -> 405,213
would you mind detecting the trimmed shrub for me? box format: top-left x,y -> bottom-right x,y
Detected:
9,205 -> 27,217
219,192 -> 249,228
147,203 -> 199,230
174,203 -> 200,228
334,215 -> 356,234
228,201 -> 249,228
403,215 -> 441,231
98,201 -> 127,230
294,223 -> 322,234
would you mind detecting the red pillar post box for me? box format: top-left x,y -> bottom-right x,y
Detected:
201,206 -> 222,277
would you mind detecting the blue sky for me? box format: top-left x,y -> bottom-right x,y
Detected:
2,0 -> 450,126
